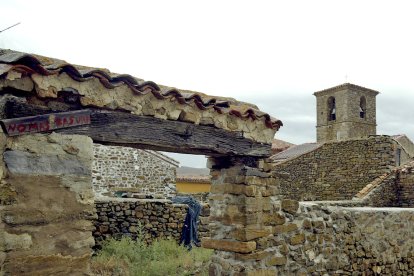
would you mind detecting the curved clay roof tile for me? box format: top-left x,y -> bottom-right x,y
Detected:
0,49 -> 283,131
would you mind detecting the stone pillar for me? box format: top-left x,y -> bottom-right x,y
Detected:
0,132 -> 95,275
202,156 -> 279,276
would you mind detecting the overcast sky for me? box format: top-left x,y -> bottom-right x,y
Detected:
1,0 -> 413,167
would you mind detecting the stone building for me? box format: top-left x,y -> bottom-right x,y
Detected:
314,83 -> 379,143
92,144 -> 179,198
2,49 -> 414,275
0,48 -> 283,275
272,82 -> 414,202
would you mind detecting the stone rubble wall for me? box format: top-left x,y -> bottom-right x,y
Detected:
353,160 -> 414,208
93,198 -> 210,246
211,199 -> 414,275
273,136 -> 398,201
0,133 -> 95,275
397,162 -> 414,207
357,171 -> 399,207
204,157 -> 414,275
92,144 -> 178,198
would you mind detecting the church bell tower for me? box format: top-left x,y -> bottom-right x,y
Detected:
314,83 -> 379,143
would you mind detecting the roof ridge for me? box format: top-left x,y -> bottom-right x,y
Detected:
314,82 -> 379,95
0,48 -> 282,131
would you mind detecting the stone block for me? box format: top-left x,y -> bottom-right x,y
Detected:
261,186 -> 279,197
312,220 -> 325,230
4,253 -> 91,276
232,226 -> 273,241
245,269 -> 278,276
4,151 -> 90,176
246,197 -> 265,213
201,238 -> 256,253
273,223 -> 298,234
302,219 -> 312,230
264,212 -> 286,226
245,176 -> 275,186
266,256 -> 287,266
0,182 -> 17,205
210,183 -> 258,197
290,233 -> 305,245
281,199 -> 299,214
235,250 -> 272,261
1,232 -> 32,251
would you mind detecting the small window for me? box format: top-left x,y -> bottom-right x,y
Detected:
359,96 -> 366,119
327,97 -> 336,121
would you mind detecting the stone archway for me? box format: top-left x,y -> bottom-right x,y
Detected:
0,49 -> 282,275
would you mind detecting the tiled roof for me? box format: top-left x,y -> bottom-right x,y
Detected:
271,142 -> 321,162
0,49 -> 282,130
176,175 -> 211,183
392,134 -> 407,141
271,139 -> 295,154
313,83 -> 379,96
355,160 -> 414,199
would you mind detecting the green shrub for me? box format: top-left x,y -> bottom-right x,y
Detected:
91,237 -> 213,276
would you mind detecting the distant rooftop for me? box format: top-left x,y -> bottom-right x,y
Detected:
176,175 -> 211,183
271,139 -> 295,155
271,142 -> 321,162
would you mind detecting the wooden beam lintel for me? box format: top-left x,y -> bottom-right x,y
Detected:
4,100 -> 272,157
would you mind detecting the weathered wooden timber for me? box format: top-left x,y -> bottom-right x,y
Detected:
4,99 -> 272,157
0,110 -> 91,136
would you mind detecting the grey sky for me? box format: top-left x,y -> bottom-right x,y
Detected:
1,0 -> 413,167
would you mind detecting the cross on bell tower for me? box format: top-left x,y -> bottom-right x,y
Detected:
314,83 -> 379,143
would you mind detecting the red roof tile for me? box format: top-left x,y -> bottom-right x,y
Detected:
0,49 -> 283,130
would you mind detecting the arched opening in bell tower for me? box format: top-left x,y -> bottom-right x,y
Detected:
359,96 -> 366,118
327,96 -> 336,121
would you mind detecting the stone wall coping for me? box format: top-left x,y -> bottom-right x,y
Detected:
95,196 -> 175,204
303,200 -> 365,206
340,207 -> 414,212
300,201 -> 414,212
94,196 -> 209,208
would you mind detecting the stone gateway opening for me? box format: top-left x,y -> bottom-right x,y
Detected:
0,49 -> 281,275
1,50 -> 414,276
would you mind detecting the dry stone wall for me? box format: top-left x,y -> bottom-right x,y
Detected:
353,160 -> 414,208
0,133 -> 95,275
397,162 -> 414,207
92,144 -> 178,198
357,171 -> 399,207
273,136 -> 397,201
210,198 -> 414,275
93,198 -> 210,246
203,157 -> 414,275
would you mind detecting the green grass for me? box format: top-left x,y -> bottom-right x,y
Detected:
91,237 -> 213,276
